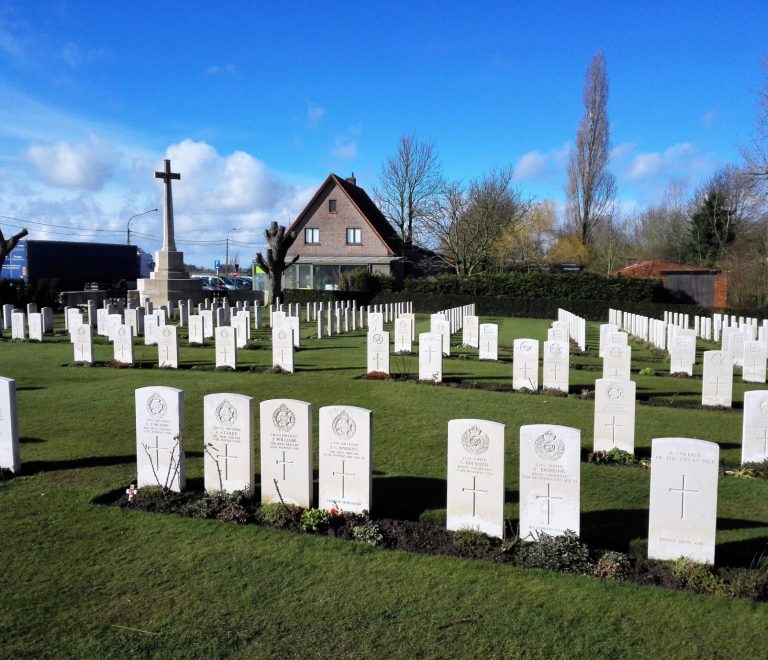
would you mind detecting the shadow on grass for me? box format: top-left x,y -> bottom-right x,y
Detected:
20,437 -> 46,444
22,454 -> 136,475
16,386 -> 46,391
716,536 -> 768,568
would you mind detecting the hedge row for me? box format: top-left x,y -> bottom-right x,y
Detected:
403,272 -> 666,303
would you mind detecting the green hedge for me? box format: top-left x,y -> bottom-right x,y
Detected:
403,272 -> 666,303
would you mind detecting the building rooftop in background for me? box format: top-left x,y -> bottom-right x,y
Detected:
612,259 -> 728,308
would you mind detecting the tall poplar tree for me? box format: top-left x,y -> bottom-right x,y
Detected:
566,51 -> 616,250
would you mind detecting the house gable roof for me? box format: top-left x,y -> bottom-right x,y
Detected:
286,173 -> 403,256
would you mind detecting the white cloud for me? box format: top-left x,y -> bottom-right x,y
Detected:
514,150 -> 548,180
24,134 -> 120,191
206,64 -> 237,76
331,141 -> 357,160
307,102 -> 325,128
513,142 -> 571,183
624,142 -> 705,182
610,142 -> 634,162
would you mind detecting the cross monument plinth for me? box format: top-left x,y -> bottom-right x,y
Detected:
135,159 -> 204,307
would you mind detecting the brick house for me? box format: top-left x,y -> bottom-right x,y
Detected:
611,260 -> 729,308
283,173 -> 411,290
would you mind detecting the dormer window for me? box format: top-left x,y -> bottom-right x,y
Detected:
328,199 -> 337,213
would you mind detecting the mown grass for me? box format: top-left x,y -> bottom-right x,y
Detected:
1,313 -> 768,658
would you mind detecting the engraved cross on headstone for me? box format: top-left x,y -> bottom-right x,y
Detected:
213,443 -> 237,481
155,159 -> 180,251
144,435 -> 164,471
276,450 -> 294,481
333,459 -> 355,499
462,475 -> 487,517
756,428 -> 768,457
535,482 -> 563,525
669,474 -> 699,519
605,416 -> 624,444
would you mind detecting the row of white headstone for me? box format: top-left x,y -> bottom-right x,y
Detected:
556,308 -> 587,351
132,387 -> 720,564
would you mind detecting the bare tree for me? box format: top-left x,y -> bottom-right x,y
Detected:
255,222 -> 298,305
566,51 -> 616,250
375,134 -> 443,245
421,169 -> 533,274
0,227 -> 28,267
625,183 -> 689,263
743,58 -> 768,192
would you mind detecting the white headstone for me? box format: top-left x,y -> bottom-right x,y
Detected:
113,324 -> 134,365
602,344 -> 632,380
512,339 -> 539,391
157,325 -> 179,368
418,332 -> 443,382
260,398 -> 313,507
701,350 -> 733,407
478,323 -> 498,361
367,330 -> 390,374
431,313 -> 450,356
134,386 -> 185,492
593,378 -> 636,453
519,424 -> 581,538
394,316 -> 413,353
10,311 -> 24,340
542,340 -> 569,393
742,341 -> 767,383
742,390 -> 768,464
203,393 -> 254,493
462,316 -> 480,348
647,437 -> 719,564
27,312 -> 43,341
368,311 -> 384,333
215,326 -> 237,369
188,315 -> 204,345
318,405 -> 372,514
446,419 -> 505,538
201,309 -> 215,338
272,325 -> 294,372
73,324 -> 93,363
144,314 -> 158,346
0,377 -> 20,473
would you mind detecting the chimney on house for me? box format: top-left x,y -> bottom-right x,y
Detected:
346,172 -> 356,186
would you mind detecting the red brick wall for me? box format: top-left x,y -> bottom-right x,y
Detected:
287,181 -> 391,258
713,270 -> 728,309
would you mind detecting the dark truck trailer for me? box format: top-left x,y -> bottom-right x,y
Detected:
1,240 -> 141,290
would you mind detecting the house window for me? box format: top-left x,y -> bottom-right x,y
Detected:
346,228 -> 362,244
328,199 -> 337,213
305,228 -> 320,244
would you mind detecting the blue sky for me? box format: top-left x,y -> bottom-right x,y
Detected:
1,1 -> 766,268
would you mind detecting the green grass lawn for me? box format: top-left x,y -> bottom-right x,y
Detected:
2,313 -> 768,658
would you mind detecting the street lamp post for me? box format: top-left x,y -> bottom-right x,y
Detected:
225,226 -> 242,274
127,208 -> 159,245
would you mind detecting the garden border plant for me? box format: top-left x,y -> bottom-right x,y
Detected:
102,485 -> 768,602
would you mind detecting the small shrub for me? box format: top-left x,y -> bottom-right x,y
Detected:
352,520 -> 384,546
725,466 -> 756,479
720,566 -> 768,600
217,502 -> 248,524
669,557 -> 726,595
670,371 -> 691,378
606,448 -> 638,465
364,371 -> 390,381
579,389 -> 595,400
740,459 -> 768,479
259,502 -> 301,529
453,528 -> 494,556
593,551 -> 631,580
300,507 -> 331,533
183,490 -> 251,523
638,367 -> 656,376
518,531 -> 594,575
266,365 -> 290,375
540,387 -> 568,398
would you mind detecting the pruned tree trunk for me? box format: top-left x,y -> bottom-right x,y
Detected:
0,228 -> 28,266
255,222 -> 298,306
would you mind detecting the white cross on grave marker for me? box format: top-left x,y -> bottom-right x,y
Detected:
134,386 -> 185,492
593,378 -> 636,453
647,437 -> 718,564
478,324 -> 498,361
543,340 -> 569,393
446,419 -> 505,538
215,326 -> 237,369
260,399 -> 313,507
272,326 -> 294,372
367,331 -> 390,374
418,332 -> 443,382
519,424 -> 581,539
318,405 -> 372,514
203,393 -> 254,493
701,350 -> 733,407
513,339 -> 539,391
